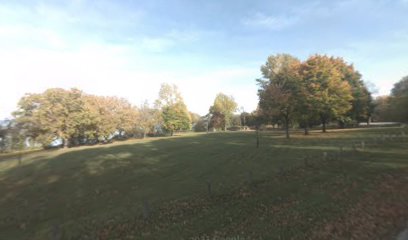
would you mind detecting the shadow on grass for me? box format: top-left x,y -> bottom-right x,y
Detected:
0,130 -> 407,239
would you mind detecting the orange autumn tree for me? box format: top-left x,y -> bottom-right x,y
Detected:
300,55 -> 353,132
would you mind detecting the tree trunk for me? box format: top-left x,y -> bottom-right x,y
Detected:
322,120 -> 327,133
284,117 -> 290,139
256,128 -> 259,148
63,138 -> 69,148
143,132 -> 146,139
304,126 -> 309,135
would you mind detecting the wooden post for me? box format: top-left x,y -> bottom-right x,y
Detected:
142,199 -> 151,219
51,223 -> 61,240
256,128 -> 259,148
247,171 -> 253,187
206,180 -> 212,196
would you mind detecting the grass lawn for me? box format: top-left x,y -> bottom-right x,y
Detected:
0,127 -> 407,239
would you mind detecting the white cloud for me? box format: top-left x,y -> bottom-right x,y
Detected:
242,12 -> 297,30
140,29 -> 202,53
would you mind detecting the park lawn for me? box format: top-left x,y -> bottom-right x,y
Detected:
0,127 -> 407,239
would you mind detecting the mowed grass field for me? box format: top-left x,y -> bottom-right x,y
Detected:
0,127 -> 407,239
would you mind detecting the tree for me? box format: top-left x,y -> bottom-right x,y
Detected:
13,88 -> 88,147
209,93 -> 238,131
330,57 -> 373,126
156,83 -> 191,135
189,112 -> 201,126
13,88 -> 141,148
372,96 -> 392,122
137,101 -> 161,138
193,116 -> 208,132
389,76 -> 408,122
231,114 -> 242,127
300,55 -> 353,132
257,54 -> 302,138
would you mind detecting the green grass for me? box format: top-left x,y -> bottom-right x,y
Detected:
0,128 -> 407,239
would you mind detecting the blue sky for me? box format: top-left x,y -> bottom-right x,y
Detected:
1,0 -> 407,118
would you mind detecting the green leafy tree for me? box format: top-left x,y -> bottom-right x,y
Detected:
137,101 -> 161,138
257,54 -> 302,138
330,57 -> 373,126
372,96 -> 392,122
389,76 -> 408,122
156,83 -> 191,135
209,93 -> 238,131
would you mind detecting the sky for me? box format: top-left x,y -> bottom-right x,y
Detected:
1,0 -> 407,119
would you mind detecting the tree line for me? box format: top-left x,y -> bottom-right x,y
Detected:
1,53 -> 407,151
0,84 -> 194,150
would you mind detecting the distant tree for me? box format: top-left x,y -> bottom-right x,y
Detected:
240,111 -> 250,127
231,114 -> 242,127
372,96 -> 392,122
193,116 -> 208,132
389,76 -> 408,122
137,101 -> 161,138
257,54 -> 302,138
300,55 -> 353,132
156,83 -> 191,135
208,111 -> 225,130
111,97 -> 139,138
189,112 -> 201,126
209,93 -> 238,131
0,120 -> 11,152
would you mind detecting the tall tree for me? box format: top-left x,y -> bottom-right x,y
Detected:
389,76 -> 408,122
330,57 -> 373,126
300,55 -> 353,132
257,54 -> 302,138
137,101 -> 161,138
209,93 -> 238,131
156,83 -> 191,135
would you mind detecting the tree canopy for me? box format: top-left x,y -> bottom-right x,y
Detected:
389,76 -> 408,122
257,54 -> 372,135
156,83 -> 191,135
13,88 -> 140,147
209,93 -> 238,131
257,54 -> 302,138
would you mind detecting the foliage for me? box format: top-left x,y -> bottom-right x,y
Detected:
156,83 -> 191,135
137,101 -> 161,138
389,76 -> 408,122
330,57 -> 373,125
300,55 -> 353,132
13,88 -> 140,148
257,54 -> 302,138
209,93 -> 238,130
0,120 -> 26,152
193,117 -> 208,132
372,96 -> 392,122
